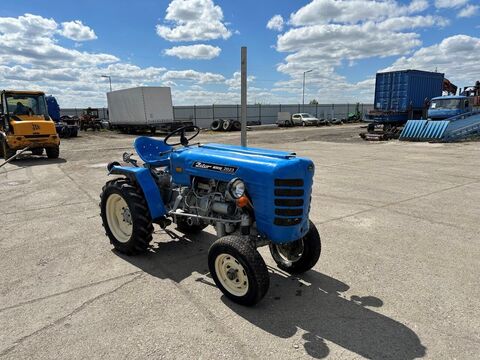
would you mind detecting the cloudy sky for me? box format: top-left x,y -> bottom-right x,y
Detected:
0,0 -> 479,107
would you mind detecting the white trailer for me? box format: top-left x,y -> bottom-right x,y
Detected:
107,87 -> 192,133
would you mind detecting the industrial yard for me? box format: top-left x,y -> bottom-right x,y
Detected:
1,125 -> 479,359
1,0 -> 480,359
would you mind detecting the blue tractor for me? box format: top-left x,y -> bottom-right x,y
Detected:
100,126 -> 321,305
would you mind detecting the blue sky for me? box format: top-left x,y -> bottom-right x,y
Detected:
0,0 -> 479,106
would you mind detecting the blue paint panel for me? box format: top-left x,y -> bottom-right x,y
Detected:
170,143 -> 314,243
374,70 -> 444,112
110,166 -> 166,220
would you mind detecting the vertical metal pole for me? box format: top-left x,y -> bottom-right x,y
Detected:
302,72 -> 306,108
109,77 -> 112,92
241,47 -> 247,147
193,105 -> 197,126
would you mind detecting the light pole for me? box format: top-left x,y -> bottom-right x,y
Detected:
101,75 -> 112,92
302,69 -> 313,108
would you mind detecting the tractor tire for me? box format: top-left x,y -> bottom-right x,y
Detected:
31,148 -> 44,156
210,119 -> 223,131
222,119 -> 232,131
176,217 -> 207,234
269,220 -> 321,274
208,235 -> 269,306
232,120 -> 241,131
100,178 -> 153,255
71,128 -> 78,137
46,146 -> 60,159
1,139 -> 16,160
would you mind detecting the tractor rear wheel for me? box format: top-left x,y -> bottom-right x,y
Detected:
269,220 -> 321,274
208,236 -> 269,306
100,178 -> 153,255
46,146 -> 60,159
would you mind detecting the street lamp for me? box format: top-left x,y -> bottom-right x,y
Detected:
101,75 -> 112,92
302,69 -> 314,108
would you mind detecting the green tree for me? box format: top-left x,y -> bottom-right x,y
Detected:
309,99 -> 319,105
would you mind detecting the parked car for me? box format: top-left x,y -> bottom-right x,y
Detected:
292,113 -> 321,126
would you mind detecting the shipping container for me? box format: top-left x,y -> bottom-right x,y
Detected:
374,70 -> 444,112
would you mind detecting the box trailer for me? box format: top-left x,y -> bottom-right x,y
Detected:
107,87 -> 192,133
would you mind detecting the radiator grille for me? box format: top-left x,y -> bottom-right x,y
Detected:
274,178 -> 305,226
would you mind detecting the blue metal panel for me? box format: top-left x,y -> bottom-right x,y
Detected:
170,143 -> 314,243
110,166 -> 166,220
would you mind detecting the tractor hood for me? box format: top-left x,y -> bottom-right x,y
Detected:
170,143 -> 315,243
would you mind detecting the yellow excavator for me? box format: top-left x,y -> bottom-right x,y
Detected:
0,90 -> 60,160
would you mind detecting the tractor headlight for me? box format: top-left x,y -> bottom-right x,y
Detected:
228,178 -> 245,199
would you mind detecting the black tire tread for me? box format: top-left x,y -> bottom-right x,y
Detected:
208,235 -> 269,306
270,220 -> 321,274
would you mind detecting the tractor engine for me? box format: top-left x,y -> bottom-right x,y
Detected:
184,178 -> 235,217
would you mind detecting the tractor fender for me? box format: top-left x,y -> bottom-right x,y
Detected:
109,166 -> 167,220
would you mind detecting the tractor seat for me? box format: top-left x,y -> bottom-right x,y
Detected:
134,136 -> 172,167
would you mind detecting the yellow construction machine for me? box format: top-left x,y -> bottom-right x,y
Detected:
0,90 -> 60,160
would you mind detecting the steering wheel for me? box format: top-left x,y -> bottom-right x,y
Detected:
164,125 -> 200,146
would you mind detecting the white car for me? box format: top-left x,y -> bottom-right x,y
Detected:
291,113 -> 320,126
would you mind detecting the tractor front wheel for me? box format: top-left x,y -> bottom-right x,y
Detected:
100,178 -> 153,255
269,220 -> 321,274
208,236 -> 269,306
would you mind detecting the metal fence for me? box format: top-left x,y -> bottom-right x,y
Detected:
60,103 -> 374,129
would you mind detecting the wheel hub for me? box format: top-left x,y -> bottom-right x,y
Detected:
122,207 -> 132,224
226,268 -> 238,280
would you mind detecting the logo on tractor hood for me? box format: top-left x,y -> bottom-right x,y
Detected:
192,161 -> 238,174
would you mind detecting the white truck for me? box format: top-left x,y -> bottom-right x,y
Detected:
107,87 -> 192,134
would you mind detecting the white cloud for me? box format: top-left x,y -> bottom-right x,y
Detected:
269,0 -> 458,103
162,69 -> 225,83
225,71 -> 256,90
156,0 -> 231,41
458,4 -> 479,17
277,23 -> 421,56
0,13 -> 180,107
375,15 -> 449,31
164,44 -> 221,59
60,20 -> 97,41
434,0 -> 469,8
382,35 -> 480,85
289,0 -> 429,26
267,15 -> 284,31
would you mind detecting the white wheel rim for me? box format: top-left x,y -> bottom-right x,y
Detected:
214,253 -> 249,297
106,193 -> 132,243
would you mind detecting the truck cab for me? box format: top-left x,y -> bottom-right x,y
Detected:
428,96 -> 471,120
0,90 -> 60,159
